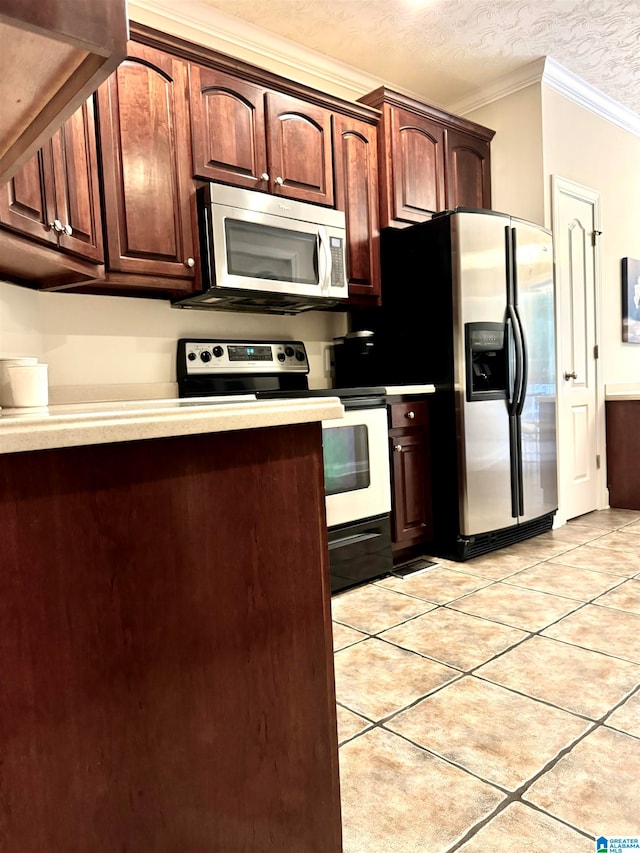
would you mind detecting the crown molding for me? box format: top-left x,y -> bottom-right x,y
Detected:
129,0 -> 640,138
450,56 -> 640,138
128,0 -> 381,101
541,57 -> 640,138
446,59 -> 547,115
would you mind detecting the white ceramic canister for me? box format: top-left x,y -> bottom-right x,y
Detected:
0,358 -> 48,407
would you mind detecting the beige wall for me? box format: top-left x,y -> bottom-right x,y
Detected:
466,84 -> 545,226
0,281 -> 347,394
541,86 -> 640,384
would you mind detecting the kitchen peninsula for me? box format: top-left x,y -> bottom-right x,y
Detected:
0,398 -> 343,852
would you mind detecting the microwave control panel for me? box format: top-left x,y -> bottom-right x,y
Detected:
177,338 -> 309,376
330,236 -> 346,288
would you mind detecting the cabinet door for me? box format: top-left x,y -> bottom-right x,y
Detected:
189,65 -> 269,190
0,146 -> 57,246
386,106 -> 446,226
445,128 -> 492,210
390,430 -> 433,544
333,114 -> 380,302
265,92 -> 334,205
51,97 -> 103,262
98,43 -> 197,283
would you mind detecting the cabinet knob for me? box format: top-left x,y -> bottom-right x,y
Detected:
260,173 -> 269,181
49,219 -> 64,233
405,410 -> 415,419
275,176 -> 284,185
63,223 -> 73,236
394,444 -> 403,452
563,371 -> 578,381
186,257 -> 195,268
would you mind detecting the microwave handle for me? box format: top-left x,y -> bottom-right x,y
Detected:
317,226 -> 332,295
197,187 -> 213,289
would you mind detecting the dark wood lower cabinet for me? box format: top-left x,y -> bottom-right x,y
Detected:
606,399 -> 640,509
388,399 -> 434,558
0,424 -> 341,852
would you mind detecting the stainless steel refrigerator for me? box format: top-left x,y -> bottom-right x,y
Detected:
358,209 -> 558,559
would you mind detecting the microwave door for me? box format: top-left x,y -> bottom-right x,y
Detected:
212,206 -> 323,297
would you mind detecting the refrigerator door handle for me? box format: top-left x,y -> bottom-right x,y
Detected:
514,306 -> 528,416
510,227 -> 529,416
507,304 -> 523,416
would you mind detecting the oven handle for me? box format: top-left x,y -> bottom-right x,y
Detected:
342,395 -> 386,410
327,530 -> 384,549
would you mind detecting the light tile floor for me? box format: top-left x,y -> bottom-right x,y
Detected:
332,509 -> 640,852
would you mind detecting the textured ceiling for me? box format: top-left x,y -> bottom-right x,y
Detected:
196,0 -> 640,114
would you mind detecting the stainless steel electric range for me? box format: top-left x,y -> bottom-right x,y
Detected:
177,338 -> 393,591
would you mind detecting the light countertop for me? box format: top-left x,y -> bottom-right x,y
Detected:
605,384 -> 640,402
384,384 -> 436,396
0,395 -> 344,455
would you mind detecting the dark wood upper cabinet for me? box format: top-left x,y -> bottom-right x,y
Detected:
96,42 -> 198,294
333,114 -> 380,302
189,65 -> 269,190
0,97 -> 104,287
445,127 -> 492,210
190,68 -> 334,206
360,87 -> 494,228
0,0 -> 128,185
265,92 -> 334,205
50,97 -> 104,263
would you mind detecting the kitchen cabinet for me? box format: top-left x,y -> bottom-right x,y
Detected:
359,87 -> 494,227
606,399 -> 640,509
0,0 -> 128,185
0,96 -> 104,287
96,41 -> 199,296
445,127 -> 492,210
189,65 -> 334,206
388,399 -> 433,555
333,114 -> 381,303
0,422 -> 342,851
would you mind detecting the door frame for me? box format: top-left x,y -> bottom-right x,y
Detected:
550,175 -> 607,524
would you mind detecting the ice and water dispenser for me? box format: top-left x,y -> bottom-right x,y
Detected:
465,322 -> 507,401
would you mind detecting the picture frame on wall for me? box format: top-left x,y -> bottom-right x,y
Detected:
622,257 -> 640,343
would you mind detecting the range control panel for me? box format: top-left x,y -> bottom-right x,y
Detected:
177,339 -> 309,376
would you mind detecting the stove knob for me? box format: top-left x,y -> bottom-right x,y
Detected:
200,350 -> 212,362
284,346 -> 294,358
212,346 -> 224,358
187,351 -> 197,361
277,352 -> 286,362
295,350 -> 305,362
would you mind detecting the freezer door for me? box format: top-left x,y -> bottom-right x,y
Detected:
453,212 -> 515,536
512,220 -> 558,521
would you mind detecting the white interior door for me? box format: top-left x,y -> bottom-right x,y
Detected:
551,176 -> 603,522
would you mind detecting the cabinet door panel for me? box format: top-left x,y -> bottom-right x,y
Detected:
266,93 -> 334,205
98,44 -> 196,281
390,431 -> 432,543
445,128 -> 491,210
0,147 -> 56,245
189,65 -> 268,189
333,115 -> 380,301
391,107 -> 445,223
52,97 -> 103,262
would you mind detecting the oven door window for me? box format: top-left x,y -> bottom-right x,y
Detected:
225,218 -> 319,285
322,424 -> 370,496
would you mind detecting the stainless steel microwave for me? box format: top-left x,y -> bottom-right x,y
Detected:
173,182 -> 348,314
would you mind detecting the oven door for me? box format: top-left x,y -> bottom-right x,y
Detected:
322,406 -> 391,528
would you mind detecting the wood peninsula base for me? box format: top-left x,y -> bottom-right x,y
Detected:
0,423 -> 341,851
